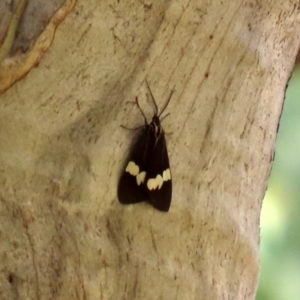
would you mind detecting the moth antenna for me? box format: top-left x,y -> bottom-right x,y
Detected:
159,89 -> 175,117
145,80 -> 158,115
135,96 -> 147,125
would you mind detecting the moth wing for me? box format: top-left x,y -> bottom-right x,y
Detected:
146,133 -> 172,212
118,127 -> 153,204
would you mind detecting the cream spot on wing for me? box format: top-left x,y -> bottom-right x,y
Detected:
147,169 -> 171,190
125,161 -> 139,176
163,169 -> 171,181
147,174 -> 163,190
136,171 -> 146,185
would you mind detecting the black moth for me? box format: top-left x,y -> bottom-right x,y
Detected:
118,82 -> 174,212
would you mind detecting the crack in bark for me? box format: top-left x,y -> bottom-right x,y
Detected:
20,209 -> 41,300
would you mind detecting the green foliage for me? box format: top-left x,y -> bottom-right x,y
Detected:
257,66 -> 300,300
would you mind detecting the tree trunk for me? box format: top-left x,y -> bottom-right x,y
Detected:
0,0 -> 299,299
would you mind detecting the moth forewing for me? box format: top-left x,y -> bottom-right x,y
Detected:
146,130 -> 172,211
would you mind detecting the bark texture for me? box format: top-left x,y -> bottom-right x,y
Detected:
0,0 -> 299,299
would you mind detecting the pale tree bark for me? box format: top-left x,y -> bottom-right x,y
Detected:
0,0 -> 299,299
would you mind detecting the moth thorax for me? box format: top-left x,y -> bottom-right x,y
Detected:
151,115 -> 161,134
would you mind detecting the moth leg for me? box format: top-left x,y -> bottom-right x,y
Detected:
164,131 -> 173,135
160,113 -> 170,122
121,124 -> 144,131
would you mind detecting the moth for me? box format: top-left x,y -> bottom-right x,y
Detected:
118,82 -> 174,212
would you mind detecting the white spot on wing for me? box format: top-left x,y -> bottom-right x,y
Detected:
136,171 -> 146,185
147,175 -> 163,190
126,161 -> 139,176
147,178 -> 155,190
147,169 -> 171,190
163,169 -> 171,181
